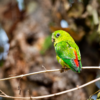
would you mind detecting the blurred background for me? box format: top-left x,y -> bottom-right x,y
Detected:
0,0 -> 100,100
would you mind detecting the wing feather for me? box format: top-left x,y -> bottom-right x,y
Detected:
55,41 -> 82,72
55,41 -> 75,59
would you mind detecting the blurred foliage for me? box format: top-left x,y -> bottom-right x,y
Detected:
88,90 -> 100,100
97,92 -> 100,100
0,0 -> 100,100
87,98 -> 94,100
40,35 -> 52,55
0,59 -> 3,67
0,46 -> 4,53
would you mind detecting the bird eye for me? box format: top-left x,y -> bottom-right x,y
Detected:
56,33 -> 60,37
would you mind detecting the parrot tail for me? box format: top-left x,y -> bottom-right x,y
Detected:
62,58 -> 82,73
73,50 -> 82,73
78,60 -> 82,72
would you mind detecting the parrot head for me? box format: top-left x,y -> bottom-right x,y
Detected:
52,30 -> 73,46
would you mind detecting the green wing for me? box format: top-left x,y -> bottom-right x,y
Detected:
55,41 -> 75,59
55,41 -> 81,73
67,40 -> 81,60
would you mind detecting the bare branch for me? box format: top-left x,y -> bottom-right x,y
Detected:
0,66 -> 99,81
0,69 -> 60,81
0,90 -> 8,96
0,76 -> 100,99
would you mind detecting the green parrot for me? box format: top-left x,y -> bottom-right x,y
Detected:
52,30 -> 82,73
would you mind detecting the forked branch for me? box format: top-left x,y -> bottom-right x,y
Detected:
0,66 -> 99,99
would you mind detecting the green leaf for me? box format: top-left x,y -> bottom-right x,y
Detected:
0,59 -> 4,67
40,35 -> 52,55
97,92 -> 100,100
0,46 -> 4,53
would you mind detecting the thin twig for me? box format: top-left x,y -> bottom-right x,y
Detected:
0,69 -> 60,81
0,66 -> 99,81
89,90 -> 100,99
0,90 -> 8,96
0,76 -> 100,99
42,65 -> 47,70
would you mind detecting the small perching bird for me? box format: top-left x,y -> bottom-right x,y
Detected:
52,30 -> 82,73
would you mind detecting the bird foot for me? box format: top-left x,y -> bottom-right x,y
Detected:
60,68 -> 64,73
60,68 -> 69,73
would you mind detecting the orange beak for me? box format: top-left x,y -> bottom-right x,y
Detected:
52,38 -> 55,42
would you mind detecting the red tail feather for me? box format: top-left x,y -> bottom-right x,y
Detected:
74,50 -> 79,67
